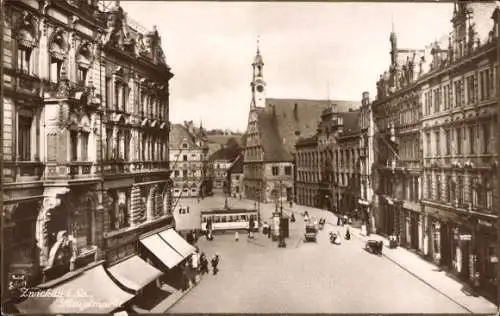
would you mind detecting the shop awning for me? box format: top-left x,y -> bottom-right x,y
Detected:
158,228 -> 196,258
140,234 -> 184,269
108,256 -> 163,292
15,265 -> 134,314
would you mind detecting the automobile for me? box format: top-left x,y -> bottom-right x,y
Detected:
304,223 -> 318,242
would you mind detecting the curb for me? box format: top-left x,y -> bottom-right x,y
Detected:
349,229 -> 474,314
161,279 -> 201,313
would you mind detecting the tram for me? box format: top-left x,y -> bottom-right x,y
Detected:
200,208 -> 258,232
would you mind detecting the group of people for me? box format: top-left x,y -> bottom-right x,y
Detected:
183,248 -> 221,290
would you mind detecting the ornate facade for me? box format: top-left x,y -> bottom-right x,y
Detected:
295,136 -> 319,207
358,92 -> 377,234
317,107 -> 362,216
372,20 -> 426,251
243,43 -> 359,204
420,2 -> 499,295
2,0 -> 173,301
169,121 -> 208,201
371,1 -> 499,297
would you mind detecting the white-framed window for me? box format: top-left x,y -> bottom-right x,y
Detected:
49,57 -> 62,83
17,46 -> 31,74
81,132 -> 89,161
70,130 -> 78,161
18,114 -> 32,161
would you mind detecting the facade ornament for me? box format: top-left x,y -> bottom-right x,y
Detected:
49,28 -> 69,61
36,190 -> 68,267
16,11 -> 39,48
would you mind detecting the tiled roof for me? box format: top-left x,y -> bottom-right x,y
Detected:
208,147 -> 242,162
257,108 -> 293,162
339,111 -> 361,136
169,124 -> 195,149
266,98 -> 360,154
206,135 -> 243,147
229,153 -> 244,174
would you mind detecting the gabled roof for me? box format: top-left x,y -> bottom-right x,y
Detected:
169,124 -> 196,149
256,108 -> 293,162
266,98 -> 360,154
206,135 -> 243,147
229,153 -> 244,174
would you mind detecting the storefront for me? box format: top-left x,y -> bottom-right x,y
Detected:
14,263 -> 135,314
474,218 -> 497,299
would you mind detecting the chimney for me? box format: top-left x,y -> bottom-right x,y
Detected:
293,103 -> 298,120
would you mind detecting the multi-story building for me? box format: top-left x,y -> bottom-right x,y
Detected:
358,91 -> 377,234
317,107 -> 361,215
208,147 -> 233,192
372,24 -> 426,251
243,43 -> 359,203
295,136 -> 319,207
228,152 -> 244,198
2,0 -> 174,309
169,121 -> 208,202
419,2 -> 499,296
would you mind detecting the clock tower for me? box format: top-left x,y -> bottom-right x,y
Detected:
251,38 -> 266,108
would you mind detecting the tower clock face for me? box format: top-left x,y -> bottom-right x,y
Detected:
256,85 -> 264,92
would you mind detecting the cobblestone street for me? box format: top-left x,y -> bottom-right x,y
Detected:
169,194 -> 497,314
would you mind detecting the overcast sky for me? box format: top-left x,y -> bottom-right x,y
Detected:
119,1 -> 455,131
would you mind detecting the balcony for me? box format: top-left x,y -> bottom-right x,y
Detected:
102,160 -> 169,175
68,162 -> 96,179
4,161 -> 44,182
16,72 -> 41,96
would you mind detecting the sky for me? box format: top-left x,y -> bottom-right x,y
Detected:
118,1 -> 456,132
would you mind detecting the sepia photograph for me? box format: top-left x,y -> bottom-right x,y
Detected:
1,0 -> 500,314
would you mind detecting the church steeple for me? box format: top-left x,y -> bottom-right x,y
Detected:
390,16 -> 397,66
250,36 -> 266,108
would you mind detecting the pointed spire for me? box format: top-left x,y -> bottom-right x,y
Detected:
253,35 -> 264,66
257,35 -> 260,55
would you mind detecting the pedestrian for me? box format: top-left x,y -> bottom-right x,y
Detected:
182,261 -> 191,290
234,231 -> 239,242
211,254 -> 220,275
200,253 -> 209,275
291,212 -> 295,223
345,227 -> 351,240
191,250 -> 200,283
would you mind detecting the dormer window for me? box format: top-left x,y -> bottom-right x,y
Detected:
182,143 -> 188,149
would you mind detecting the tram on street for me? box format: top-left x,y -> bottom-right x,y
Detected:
200,208 -> 258,232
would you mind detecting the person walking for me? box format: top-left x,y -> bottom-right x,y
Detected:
191,250 -> 200,282
200,253 -> 209,275
234,231 -> 239,242
211,254 -> 220,275
291,212 -> 296,223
